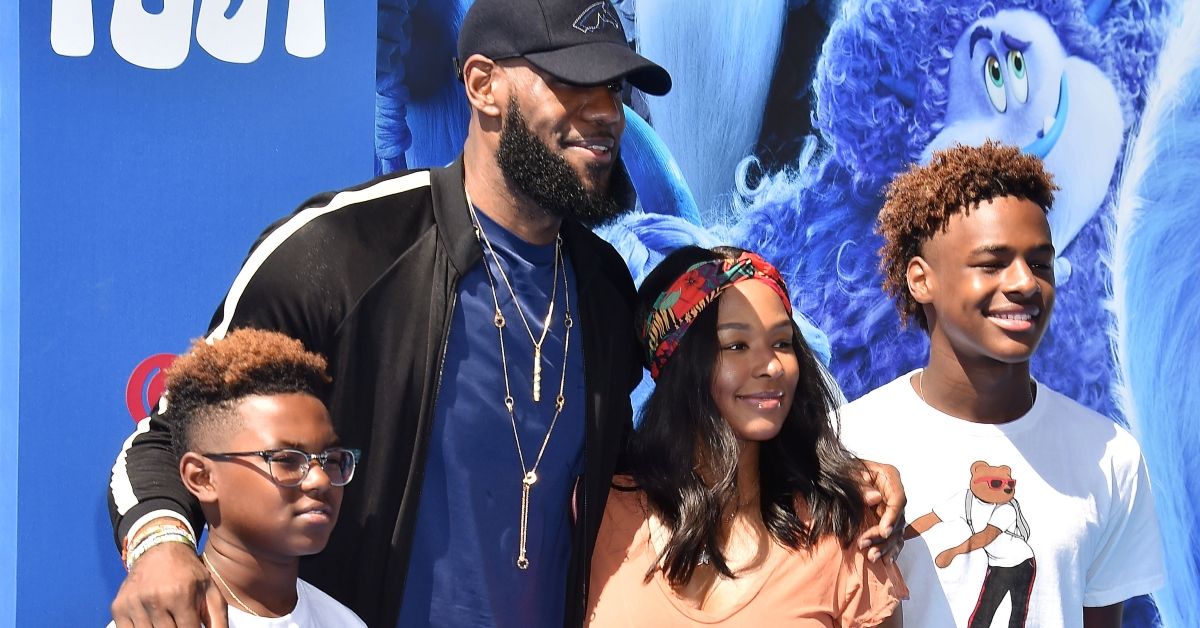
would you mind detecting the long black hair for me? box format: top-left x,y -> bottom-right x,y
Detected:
629,246 -> 867,586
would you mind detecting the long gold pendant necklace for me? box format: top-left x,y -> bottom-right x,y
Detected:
466,186 -> 572,570
469,192 -> 560,402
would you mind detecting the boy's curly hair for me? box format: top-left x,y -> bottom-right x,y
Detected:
877,141 -> 1058,330
164,328 -> 332,455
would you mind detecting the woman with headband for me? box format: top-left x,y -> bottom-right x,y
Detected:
586,246 -> 906,626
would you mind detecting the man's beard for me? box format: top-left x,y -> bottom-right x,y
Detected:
496,99 -> 636,228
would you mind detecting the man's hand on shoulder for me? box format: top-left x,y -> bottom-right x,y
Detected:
111,541 -> 228,628
857,459 -> 906,563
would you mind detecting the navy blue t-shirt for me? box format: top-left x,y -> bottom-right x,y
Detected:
398,209 -> 586,627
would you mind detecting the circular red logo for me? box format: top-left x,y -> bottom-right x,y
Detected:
125,353 -> 177,421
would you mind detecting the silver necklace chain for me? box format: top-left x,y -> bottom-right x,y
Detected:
465,185 -> 573,570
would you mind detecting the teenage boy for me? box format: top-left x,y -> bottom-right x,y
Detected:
838,141 -> 1164,628
112,328 -> 365,627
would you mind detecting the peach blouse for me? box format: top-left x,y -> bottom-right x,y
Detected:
586,486 -> 907,627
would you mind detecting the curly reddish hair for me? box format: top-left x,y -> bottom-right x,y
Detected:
164,328 -> 331,454
876,141 -> 1058,329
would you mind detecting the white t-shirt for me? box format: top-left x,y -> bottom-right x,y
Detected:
107,578 -> 365,628
838,370 -> 1164,628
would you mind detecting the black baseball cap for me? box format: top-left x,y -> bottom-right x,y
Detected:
456,0 -> 672,96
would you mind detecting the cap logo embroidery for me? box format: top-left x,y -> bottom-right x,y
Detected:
573,2 -> 621,34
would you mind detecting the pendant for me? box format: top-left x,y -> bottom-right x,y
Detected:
533,304 -> 553,402
517,471 -> 538,570
532,346 -> 542,402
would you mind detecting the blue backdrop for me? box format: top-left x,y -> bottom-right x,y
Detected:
1,0 -> 1197,626
2,1 -> 374,624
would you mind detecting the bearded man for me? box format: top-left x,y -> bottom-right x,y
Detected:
107,1 -> 902,626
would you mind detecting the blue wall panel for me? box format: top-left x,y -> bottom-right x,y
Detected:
15,1 -> 375,623
1,0 -> 22,624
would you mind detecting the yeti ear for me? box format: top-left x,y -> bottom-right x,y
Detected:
908,256 -> 934,304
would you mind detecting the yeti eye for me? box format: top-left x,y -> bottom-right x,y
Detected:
1007,49 -> 1028,103
983,55 -> 1007,112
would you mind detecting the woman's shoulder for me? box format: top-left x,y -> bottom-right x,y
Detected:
611,474 -> 639,490
594,476 -> 655,564
605,475 -> 648,519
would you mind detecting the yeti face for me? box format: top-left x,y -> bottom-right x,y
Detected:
922,9 -> 1122,256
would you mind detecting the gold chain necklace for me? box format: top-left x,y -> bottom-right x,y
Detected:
202,551 -> 264,618
468,191 -> 561,402
465,185 -> 573,570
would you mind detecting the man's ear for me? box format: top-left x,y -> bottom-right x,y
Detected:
463,54 -> 504,119
180,452 -> 219,505
907,256 -> 934,304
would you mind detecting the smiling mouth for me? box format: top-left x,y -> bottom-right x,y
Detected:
987,307 -> 1041,331
737,392 -> 785,409
990,309 -> 1037,319
564,137 -> 615,159
1022,73 -> 1068,159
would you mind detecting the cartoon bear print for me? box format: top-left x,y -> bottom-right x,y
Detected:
905,461 -> 1036,628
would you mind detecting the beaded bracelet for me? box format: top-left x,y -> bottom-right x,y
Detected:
127,522 -> 188,549
122,522 -> 191,565
123,526 -> 197,571
125,529 -> 195,571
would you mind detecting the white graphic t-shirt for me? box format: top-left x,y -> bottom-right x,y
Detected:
838,371 -> 1164,628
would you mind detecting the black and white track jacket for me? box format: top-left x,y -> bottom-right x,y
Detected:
108,156 -> 642,627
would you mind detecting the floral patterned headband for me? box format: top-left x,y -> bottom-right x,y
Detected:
642,251 -> 792,379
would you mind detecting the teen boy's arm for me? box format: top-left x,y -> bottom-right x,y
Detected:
1080,436 -> 1164,628
1082,603 -> 1122,628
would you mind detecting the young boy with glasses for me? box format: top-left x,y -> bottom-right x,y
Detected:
837,142 -> 1163,628
110,328 -> 365,626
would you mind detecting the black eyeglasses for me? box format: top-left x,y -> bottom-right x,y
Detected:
203,447 -> 360,487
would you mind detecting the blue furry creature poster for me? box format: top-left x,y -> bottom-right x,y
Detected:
375,0 -> 1197,625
